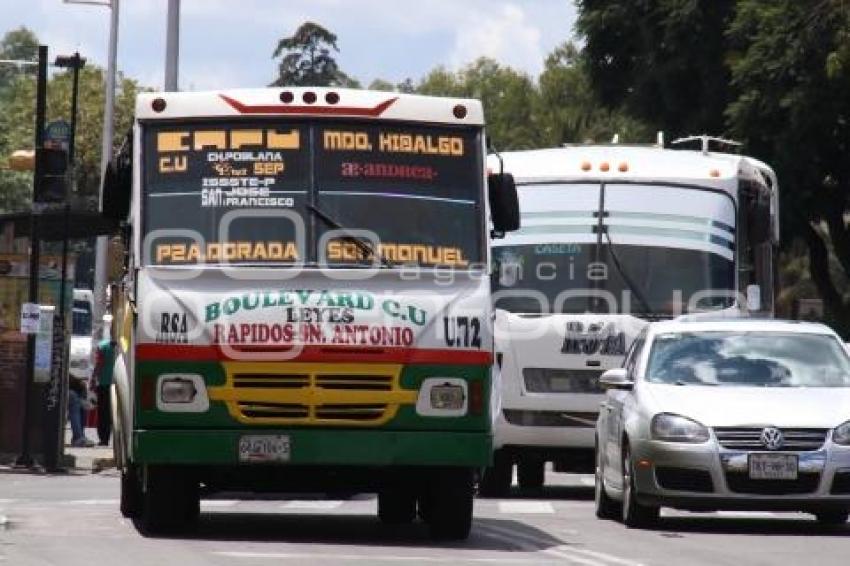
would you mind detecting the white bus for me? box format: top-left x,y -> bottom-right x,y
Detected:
102,87 -> 518,538
481,140 -> 778,494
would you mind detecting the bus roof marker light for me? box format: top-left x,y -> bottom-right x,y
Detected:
599,162 -> 610,172
710,169 -> 720,178
580,161 -> 592,171
279,91 -> 294,103
453,104 -> 467,119
325,91 -> 340,104
151,97 -> 167,113
302,91 -> 317,104
618,162 -> 629,172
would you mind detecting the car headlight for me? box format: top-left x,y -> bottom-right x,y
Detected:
833,420 -> 850,445
651,413 -> 710,443
161,378 -> 197,403
156,374 -> 209,412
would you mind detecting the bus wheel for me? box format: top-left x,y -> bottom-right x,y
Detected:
141,465 -> 199,534
517,458 -> 545,490
425,468 -> 474,540
120,462 -> 143,518
478,451 -> 512,497
378,488 -> 417,525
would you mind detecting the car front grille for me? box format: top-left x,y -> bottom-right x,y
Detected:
503,409 -> 598,428
725,471 -> 821,495
830,471 -> 850,495
713,427 -> 828,451
655,467 -> 714,493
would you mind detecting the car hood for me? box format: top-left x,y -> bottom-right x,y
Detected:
643,383 -> 850,429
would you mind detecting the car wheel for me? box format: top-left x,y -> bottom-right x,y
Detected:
119,462 -> 142,518
621,445 -> 659,529
423,468 -> 474,540
594,445 -> 619,520
141,465 -> 199,535
814,509 -> 849,526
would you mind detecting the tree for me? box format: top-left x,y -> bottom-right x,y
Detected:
0,27 -> 38,91
726,0 -> 850,332
576,0 -> 736,138
417,58 -> 542,150
271,22 -> 358,87
535,42 -> 650,145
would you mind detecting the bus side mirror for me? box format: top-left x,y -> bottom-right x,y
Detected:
488,172 -> 520,237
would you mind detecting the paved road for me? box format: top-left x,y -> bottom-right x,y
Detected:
1,470 -> 847,566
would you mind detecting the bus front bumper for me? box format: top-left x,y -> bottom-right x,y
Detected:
133,429 -> 492,467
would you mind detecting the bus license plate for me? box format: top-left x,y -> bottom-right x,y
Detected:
238,435 -> 291,463
748,453 -> 797,480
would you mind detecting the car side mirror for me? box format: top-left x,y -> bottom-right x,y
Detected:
599,368 -> 633,390
488,172 -> 520,237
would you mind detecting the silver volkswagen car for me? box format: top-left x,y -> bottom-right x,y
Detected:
594,318 -> 850,528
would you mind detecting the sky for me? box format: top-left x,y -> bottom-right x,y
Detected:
0,0 -> 578,90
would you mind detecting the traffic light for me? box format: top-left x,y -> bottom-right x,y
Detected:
35,145 -> 68,203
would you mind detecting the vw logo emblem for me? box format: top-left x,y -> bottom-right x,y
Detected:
760,427 -> 785,450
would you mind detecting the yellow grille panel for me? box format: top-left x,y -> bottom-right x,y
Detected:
209,362 -> 415,426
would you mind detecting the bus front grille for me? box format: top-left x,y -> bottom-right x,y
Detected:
210,363 -> 415,426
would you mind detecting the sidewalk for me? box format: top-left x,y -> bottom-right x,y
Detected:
0,427 -> 115,474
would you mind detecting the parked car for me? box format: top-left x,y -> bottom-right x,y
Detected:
594,318 -> 850,528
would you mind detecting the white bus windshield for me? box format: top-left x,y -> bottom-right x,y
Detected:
492,182 -> 736,316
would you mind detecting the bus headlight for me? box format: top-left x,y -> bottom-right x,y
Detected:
416,378 -> 468,417
156,374 -> 209,412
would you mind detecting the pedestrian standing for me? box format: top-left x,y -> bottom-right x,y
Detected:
92,338 -> 116,446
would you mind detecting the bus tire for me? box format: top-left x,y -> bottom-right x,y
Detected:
378,488 -> 417,525
141,465 -> 199,534
120,462 -> 142,518
425,468 -> 474,540
478,451 -> 512,497
517,458 -> 545,490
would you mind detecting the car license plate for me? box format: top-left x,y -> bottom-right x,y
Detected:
238,435 -> 290,463
748,453 -> 798,480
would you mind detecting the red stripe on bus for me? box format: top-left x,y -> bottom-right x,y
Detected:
136,343 -> 492,365
220,95 -> 398,117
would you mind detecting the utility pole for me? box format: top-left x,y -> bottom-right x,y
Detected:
93,0 -> 119,337
15,45 -> 48,469
165,0 -> 180,91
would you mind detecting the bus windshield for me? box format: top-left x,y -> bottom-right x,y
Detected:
142,120 -> 482,268
492,182 -> 736,316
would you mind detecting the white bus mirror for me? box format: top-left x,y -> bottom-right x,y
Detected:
746,284 -> 762,312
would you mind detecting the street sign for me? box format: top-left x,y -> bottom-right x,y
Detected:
20,303 -> 41,334
44,120 -> 71,147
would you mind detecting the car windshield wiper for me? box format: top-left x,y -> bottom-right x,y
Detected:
602,229 -> 653,315
306,203 -> 394,268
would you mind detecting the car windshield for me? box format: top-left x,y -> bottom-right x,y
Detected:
645,331 -> 850,387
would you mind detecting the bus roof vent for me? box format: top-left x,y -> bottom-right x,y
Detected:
670,135 -> 741,155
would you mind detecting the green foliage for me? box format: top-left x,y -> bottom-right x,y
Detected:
0,27 -> 38,91
271,22 -> 358,87
576,0 -> 736,138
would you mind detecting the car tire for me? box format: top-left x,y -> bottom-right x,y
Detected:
594,445 -> 619,520
621,445 -> 659,529
517,458 -> 545,491
814,509 -> 849,526
479,451 -> 512,497
378,488 -> 417,525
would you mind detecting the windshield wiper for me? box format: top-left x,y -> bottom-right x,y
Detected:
306,203 -> 394,268
602,229 -> 653,315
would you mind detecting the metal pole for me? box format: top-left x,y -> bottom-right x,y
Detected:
67,52 -> 81,166
164,0 -> 180,91
16,45 -> 48,469
94,0 -> 119,337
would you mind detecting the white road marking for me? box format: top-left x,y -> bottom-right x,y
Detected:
211,551 -> 549,563
63,499 -> 119,505
480,523 -> 646,566
201,500 -> 239,507
498,501 -> 555,514
713,511 -> 780,519
0,500 -> 16,504
281,500 -> 344,510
